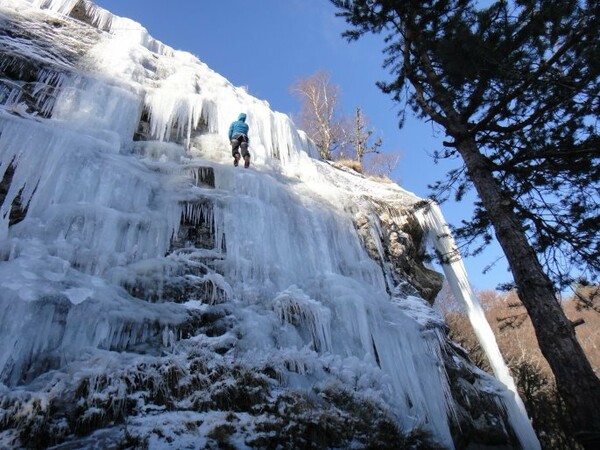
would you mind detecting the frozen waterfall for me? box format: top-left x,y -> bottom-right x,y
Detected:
0,0 -> 537,448
416,201 -> 541,450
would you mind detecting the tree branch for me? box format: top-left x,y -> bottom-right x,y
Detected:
471,24 -> 585,134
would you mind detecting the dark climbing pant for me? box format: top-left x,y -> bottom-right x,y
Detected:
231,133 -> 250,158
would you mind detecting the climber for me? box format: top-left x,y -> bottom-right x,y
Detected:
228,113 -> 251,168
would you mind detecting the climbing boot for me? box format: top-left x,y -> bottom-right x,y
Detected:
244,155 -> 250,168
233,153 -> 240,167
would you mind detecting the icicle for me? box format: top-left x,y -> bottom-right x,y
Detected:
0,113 -> 181,273
180,201 -> 213,229
144,90 -> 205,146
34,70 -> 66,117
81,1 -> 113,31
0,68 -> 66,119
273,287 -> 333,353
51,74 -> 143,148
30,0 -> 80,15
162,326 -> 175,350
186,166 -> 215,187
29,0 -> 113,31
415,200 -> 541,450
200,272 -> 233,305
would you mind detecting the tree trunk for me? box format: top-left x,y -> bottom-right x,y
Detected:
457,138 -> 600,448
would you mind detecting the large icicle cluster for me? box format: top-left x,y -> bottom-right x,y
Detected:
0,1 -> 534,448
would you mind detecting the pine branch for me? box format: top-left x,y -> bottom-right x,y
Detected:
471,23 -> 586,134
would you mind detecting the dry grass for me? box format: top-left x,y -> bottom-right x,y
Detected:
334,158 -> 363,173
367,174 -> 394,184
334,159 -> 396,184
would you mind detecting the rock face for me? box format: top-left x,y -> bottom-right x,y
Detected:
353,200 -> 444,303
0,1 -> 525,449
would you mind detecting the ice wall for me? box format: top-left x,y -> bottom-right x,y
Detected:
416,201 -> 541,450
0,1 -> 528,447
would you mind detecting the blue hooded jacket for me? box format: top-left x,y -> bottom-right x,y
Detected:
228,113 -> 249,140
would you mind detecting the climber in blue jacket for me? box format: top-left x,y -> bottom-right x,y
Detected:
228,113 -> 251,168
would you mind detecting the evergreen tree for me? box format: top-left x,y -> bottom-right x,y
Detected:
330,0 -> 600,447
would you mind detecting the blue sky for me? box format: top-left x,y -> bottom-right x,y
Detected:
93,0 -> 511,291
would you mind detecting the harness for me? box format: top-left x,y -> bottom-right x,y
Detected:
232,133 -> 249,143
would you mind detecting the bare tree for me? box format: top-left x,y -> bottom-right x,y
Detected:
347,107 -> 403,179
348,106 -> 382,162
363,151 -> 401,179
290,73 -> 399,179
290,71 -> 344,160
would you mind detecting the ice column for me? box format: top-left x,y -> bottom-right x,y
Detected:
415,201 -> 540,450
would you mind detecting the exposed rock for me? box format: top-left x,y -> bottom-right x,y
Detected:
443,343 -> 519,449
353,199 -> 444,303
173,199 -> 215,250
0,161 -> 29,226
67,0 -> 112,31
